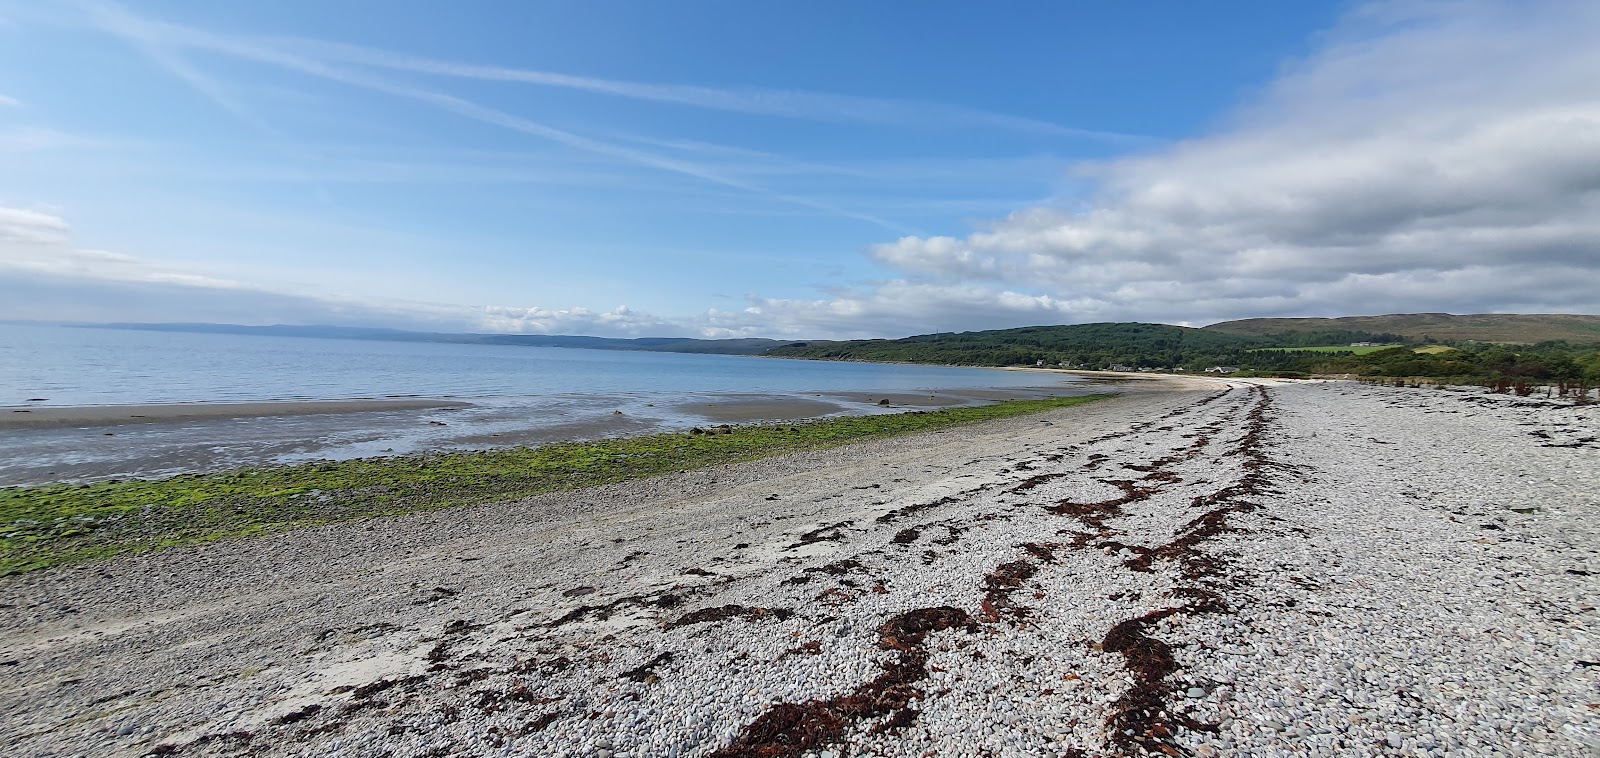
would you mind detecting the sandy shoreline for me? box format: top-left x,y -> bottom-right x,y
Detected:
1,376 -> 1594,756
0,381 -> 1111,487
0,398 -> 472,429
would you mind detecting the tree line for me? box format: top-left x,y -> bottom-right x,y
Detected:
763,323 -> 1600,382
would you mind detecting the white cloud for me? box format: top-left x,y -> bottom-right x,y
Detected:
845,0 -> 1600,326
0,93 -> 20,108
477,304 -> 679,336
13,1 -> 1599,341
687,281 -> 1091,339
0,203 -> 695,336
1,206 -> 246,289
0,205 -> 72,244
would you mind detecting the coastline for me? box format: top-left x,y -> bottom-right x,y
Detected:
2,377 -> 1592,755
0,393 -> 1116,575
0,379 -> 1113,487
0,398 -> 471,429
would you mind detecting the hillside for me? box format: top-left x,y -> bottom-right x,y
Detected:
764,320 -> 1600,381
766,323 -> 1271,369
1203,313 -> 1600,344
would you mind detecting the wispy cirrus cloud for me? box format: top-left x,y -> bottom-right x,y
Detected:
86,2 -> 917,233
268,37 -> 1151,145
0,126 -> 119,152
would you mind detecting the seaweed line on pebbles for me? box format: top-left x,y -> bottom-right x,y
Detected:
4,379 -> 1597,757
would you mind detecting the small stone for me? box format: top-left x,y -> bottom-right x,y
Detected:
1186,687 -> 1206,699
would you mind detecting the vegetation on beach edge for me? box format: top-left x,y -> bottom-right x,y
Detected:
0,394 -> 1109,576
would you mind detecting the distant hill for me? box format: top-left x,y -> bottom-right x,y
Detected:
765,323 -> 1270,369
763,319 -> 1600,380
1204,313 -> 1600,344
78,323 -> 785,355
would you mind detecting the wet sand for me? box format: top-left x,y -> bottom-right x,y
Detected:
672,386 -> 1094,424
0,398 -> 470,429
682,397 -> 847,423
1,380 -> 1111,487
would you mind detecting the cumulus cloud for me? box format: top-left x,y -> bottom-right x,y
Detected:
0,94 -> 21,108
855,0 -> 1600,326
688,282 -> 1093,340
477,304 -> 681,336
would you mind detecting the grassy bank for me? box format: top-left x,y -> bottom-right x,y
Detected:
0,394 -> 1109,576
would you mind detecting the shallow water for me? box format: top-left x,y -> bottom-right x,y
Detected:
0,324 -> 1093,484
0,323 -> 1073,406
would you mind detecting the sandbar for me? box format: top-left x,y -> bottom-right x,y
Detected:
0,398 -> 470,429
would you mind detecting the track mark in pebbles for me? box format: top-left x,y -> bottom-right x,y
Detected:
713,391 -> 1271,754
1083,385 -> 1279,756
705,389 -> 1273,756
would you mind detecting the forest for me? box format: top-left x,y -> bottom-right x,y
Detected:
763,322 -> 1600,382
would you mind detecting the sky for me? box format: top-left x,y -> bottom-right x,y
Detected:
1,0 -> 1596,339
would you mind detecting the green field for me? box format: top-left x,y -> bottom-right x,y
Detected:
1251,344 -> 1402,355
0,394 -> 1108,576
1204,313 -> 1600,343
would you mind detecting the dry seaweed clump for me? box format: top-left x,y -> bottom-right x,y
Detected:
710,607 -> 976,758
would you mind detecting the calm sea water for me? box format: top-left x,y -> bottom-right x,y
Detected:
0,323 -> 1070,406
0,324 -> 1090,484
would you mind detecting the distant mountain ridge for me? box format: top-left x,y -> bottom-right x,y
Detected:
74,322 -> 785,355
1203,313 -> 1600,343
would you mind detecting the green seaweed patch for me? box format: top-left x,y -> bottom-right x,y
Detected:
0,394 -> 1108,575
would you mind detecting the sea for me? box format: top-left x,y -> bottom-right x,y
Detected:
0,323 -> 1090,485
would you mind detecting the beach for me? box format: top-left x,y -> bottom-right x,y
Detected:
1,376 -> 1595,756
0,383 -> 1108,488
0,398 -> 472,429
0,322 -> 1111,487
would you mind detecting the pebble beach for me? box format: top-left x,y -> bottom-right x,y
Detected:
1,377 -> 1596,757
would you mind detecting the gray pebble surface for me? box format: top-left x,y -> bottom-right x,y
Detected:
1,378 -> 1595,757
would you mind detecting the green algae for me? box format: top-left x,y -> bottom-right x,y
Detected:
0,395 -> 1108,575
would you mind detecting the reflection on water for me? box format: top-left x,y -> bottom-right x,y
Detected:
1,323 -> 1075,406
0,324 -> 1094,485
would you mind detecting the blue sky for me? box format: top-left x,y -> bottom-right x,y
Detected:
2,1 -> 1597,337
